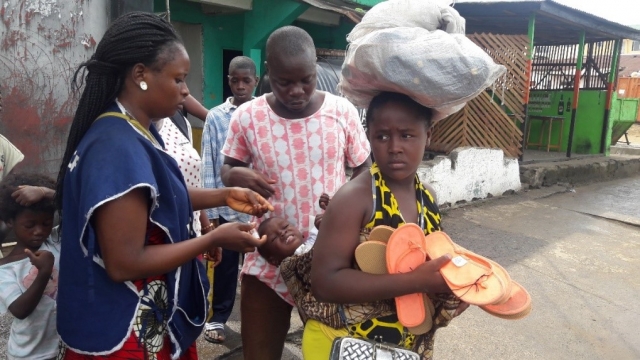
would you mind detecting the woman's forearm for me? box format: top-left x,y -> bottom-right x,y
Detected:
188,187 -> 229,211
104,234 -> 214,282
312,268 -> 423,304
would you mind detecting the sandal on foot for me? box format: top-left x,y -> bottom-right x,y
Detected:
204,322 -> 226,344
386,223 -> 428,328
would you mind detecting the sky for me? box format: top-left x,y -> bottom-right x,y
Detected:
542,0 -> 639,26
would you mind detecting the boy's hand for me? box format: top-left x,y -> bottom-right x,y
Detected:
314,213 -> 324,230
204,247 -> 222,267
24,249 -> 54,275
319,193 -> 330,210
227,167 -> 277,199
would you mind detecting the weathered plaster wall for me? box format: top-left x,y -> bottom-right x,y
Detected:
417,147 -> 521,207
0,0 -> 109,176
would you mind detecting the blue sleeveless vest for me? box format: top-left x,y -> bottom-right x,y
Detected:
57,104 -> 208,358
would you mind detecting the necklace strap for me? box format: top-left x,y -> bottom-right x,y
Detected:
96,111 -> 161,148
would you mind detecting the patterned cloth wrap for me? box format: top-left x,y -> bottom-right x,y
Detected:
281,163 -> 463,359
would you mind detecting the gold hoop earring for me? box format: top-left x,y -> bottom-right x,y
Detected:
140,81 -> 148,91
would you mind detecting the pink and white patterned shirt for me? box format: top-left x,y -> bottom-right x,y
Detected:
222,92 -> 370,304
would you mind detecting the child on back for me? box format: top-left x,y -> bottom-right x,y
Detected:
306,92 -> 468,359
0,173 -> 59,359
257,193 -> 330,266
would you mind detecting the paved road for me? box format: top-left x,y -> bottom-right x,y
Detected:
194,175 -> 640,359
434,176 -> 640,360
2,176 -> 639,359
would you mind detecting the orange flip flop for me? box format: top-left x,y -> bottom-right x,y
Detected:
485,259 -> 513,305
355,241 -> 388,275
480,281 -> 532,320
386,223 -> 427,328
424,231 -> 506,306
408,295 -> 435,335
454,248 -> 513,306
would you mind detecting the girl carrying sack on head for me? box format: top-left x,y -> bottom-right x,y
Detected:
281,0 -> 507,359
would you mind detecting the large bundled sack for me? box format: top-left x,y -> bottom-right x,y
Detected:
339,0 -> 506,122
348,0 -> 465,40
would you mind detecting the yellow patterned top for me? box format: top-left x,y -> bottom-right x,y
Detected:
345,163 -> 442,348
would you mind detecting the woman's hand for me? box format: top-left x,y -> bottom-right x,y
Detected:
209,222 -> 267,253
225,187 -> 274,217
412,254 -> 453,294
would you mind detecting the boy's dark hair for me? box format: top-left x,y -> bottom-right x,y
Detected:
229,56 -> 257,76
365,92 -> 433,129
55,12 -> 182,210
0,173 -> 56,222
265,26 -> 316,61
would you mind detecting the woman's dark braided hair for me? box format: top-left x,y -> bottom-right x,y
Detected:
55,12 -> 182,210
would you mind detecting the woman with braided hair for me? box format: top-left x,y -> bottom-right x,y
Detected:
54,12 -> 272,359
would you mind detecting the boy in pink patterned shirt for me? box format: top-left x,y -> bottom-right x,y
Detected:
221,26 -> 371,360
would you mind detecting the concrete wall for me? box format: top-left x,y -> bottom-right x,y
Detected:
0,0 -> 109,177
417,147 -> 522,207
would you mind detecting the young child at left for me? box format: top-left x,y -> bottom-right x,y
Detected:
0,173 -> 60,360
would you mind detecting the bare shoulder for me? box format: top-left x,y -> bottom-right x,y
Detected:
421,181 -> 439,204
326,172 -> 372,227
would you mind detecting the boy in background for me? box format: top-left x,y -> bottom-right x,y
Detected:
200,56 -> 259,344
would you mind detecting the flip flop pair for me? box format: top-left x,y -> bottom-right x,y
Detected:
423,231 -> 531,320
355,225 -> 434,334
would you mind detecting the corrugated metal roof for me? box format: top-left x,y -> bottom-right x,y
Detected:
619,54 -> 640,77
304,0 -> 640,42
453,0 -> 640,44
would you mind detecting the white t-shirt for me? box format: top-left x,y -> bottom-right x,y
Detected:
0,134 -> 24,181
155,117 -> 203,236
0,240 -> 60,360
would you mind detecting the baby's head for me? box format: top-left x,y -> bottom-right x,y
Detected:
257,217 -> 304,266
0,173 -> 55,249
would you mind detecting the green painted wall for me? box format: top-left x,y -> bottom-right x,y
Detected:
528,90 -> 608,154
154,0 -> 244,109
294,20 -> 353,50
155,0 -> 318,109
